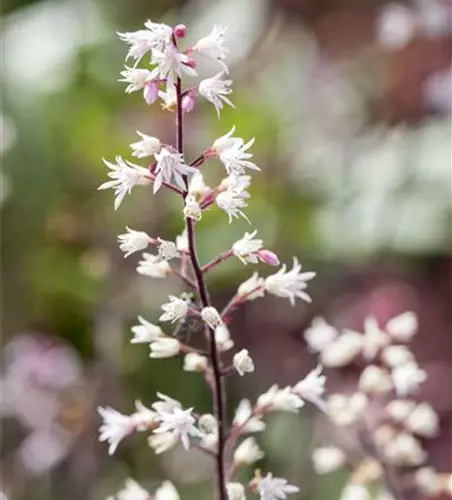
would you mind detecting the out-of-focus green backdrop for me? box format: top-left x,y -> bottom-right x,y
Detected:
1,0 -> 450,499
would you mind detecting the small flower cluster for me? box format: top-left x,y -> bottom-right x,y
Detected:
98,18 -> 318,500
307,312 -> 450,499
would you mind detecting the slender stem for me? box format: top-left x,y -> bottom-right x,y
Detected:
171,268 -> 197,290
201,250 -> 233,273
175,75 -> 227,500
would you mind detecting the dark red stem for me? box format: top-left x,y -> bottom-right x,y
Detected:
175,75 -> 227,500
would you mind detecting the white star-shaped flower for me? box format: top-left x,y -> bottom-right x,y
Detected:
199,72 -> 234,117
232,230 -> 264,264
237,272 -> 266,300
233,399 -> 266,433
131,316 -> 163,343
216,175 -> 250,223
192,25 -> 228,71
98,156 -> 150,210
130,131 -> 161,158
117,21 -> 173,62
233,349 -> 255,376
257,473 -> 299,500
264,257 -> 316,306
212,126 -> 260,175
159,296 -> 189,323
153,147 -> 196,193
392,361 -> 427,396
136,253 -> 171,278
154,481 -> 180,500
151,44 -> 197,85
257,385 -> 304,413
118,227 -> 152,257
293,365 -> 327,412
152,392 -> 182,414
97,406 -> 135,455
154,406 -> 203,450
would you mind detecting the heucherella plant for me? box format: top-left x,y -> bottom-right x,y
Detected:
306,312 -> 452,500
97,19 -> 320,500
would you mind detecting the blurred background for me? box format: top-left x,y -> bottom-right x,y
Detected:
1,0 -> 451,499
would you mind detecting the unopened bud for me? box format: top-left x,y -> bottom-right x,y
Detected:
257,249 -> 280,266
182,93 -> 196,114
183,57 -> 197,69
173,24 -> 186,38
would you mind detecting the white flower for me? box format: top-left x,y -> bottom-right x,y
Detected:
131,400 -> 157,430
233,349 -> 255,376
137,253 -> 171,278
385,311 -> 418,342
154,481 -> 180,500
198,414 -> 217,434
183,352 -> 208,372
175,229 -> 188,252
158,83 -> 177,110
361,317 -> 391,360
265,257 -> 315,306
214,324 -> 234,351
232,230 -> 263,264
150,337 -> 180,359
385,400 -> 416,422
192,25 -> 228,71
234,437 -> 264,466
312,447 -> 346,474
373,425 -> 397,447
257,385 -> 304,413
304,317 -> 338,353
414,468 -> 441,497
201,306 -> 223,329
237,272 -> 265,300
320,331 -> 363,367
183,194 -> 202,221
97,406 -> 134,455
130,131 -> 161,158
381,345 -> 414,367
405,403 -> 439,437
151,44 -> 197,83
157,239 -> 178,261
131,316 -> 163,343
148,432 -> 178,454
383,432 -> 427,466
353,458 -> 383,484
226,483 -> 246,500
216,176 -> 250,223
233,399 -> 265,433
153,147 -> 195,193
199,72 -> 234,117
152,392 -> 182,414
115,479 -> 149,500
327,393 -> 369,426
213,127 -> 259,175
118,22 -> 173,61
339,484 -> 370,500
257,473 -> 299,500
293,365 -> 326,412
188,170 -> 210,198
118,227 -> 152,257
392,361 -> 427,396
159,296 -> 189,323
220,173 -> 251,192
119,66 -> 154,93
358,365 -> 393,394
99,156 -> 149,210
154,406 -> 203,450
377,3 -> 416,50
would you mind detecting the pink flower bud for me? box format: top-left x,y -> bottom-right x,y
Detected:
143,81 -> 159,105
183,57 -> 197,69
257,250 -> 280,266
182,93 -> 196,114
173,24 -> 187,38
